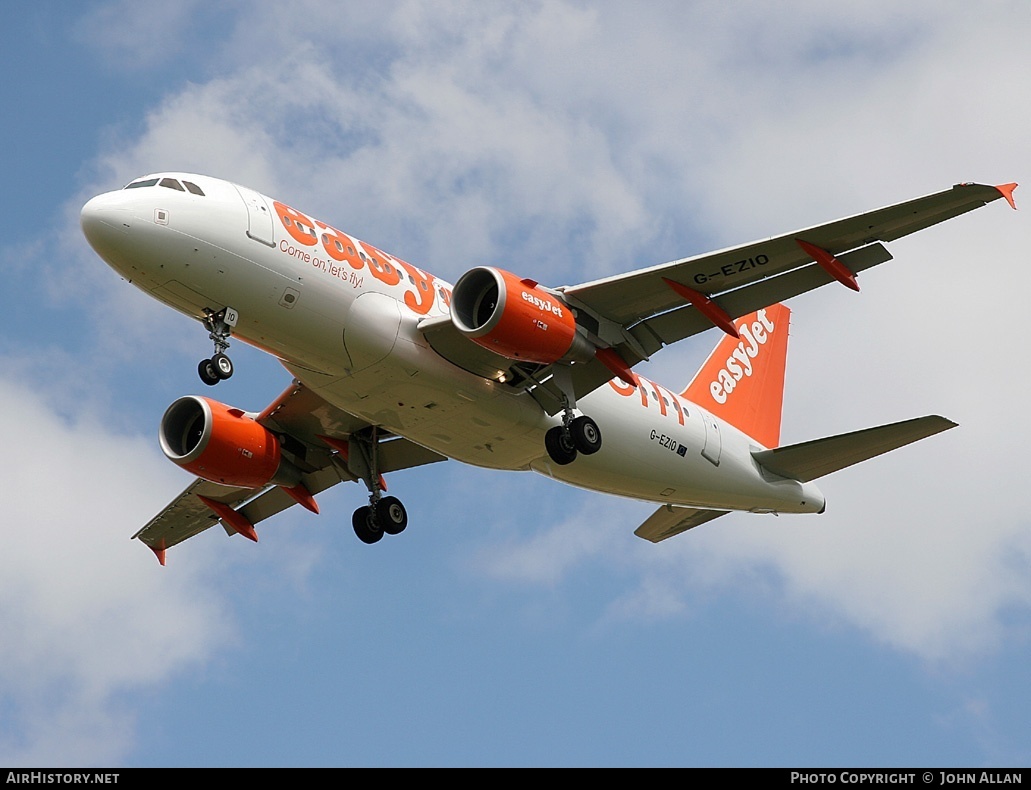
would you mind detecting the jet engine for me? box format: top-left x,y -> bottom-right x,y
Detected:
450,266 -> 594,364
159,395 -> 300,488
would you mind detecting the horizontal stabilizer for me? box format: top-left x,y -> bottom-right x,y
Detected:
634,505 -> 729,543
752,415 -> 957,483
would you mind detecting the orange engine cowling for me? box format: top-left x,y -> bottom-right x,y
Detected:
159,396 -> 298,488
451,267 -> 592,364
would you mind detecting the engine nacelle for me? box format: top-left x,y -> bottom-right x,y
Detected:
159,396 -> 299,488
450,266 -> 593,364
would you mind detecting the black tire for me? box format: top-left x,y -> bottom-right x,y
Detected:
376,496 -> 408,535
570,416 -> 602,455
198,358 -> 220,386
352,506 -> 383,544
544,426 -> 578,465
212,353 -> 234,380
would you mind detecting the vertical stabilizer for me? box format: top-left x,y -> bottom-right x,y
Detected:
681,304 -> 790,448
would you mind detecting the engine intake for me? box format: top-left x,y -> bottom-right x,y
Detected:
159,396 -> 299,488
451,267 -> 592,364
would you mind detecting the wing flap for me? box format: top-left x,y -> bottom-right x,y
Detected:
634,505 -> 729,542
752,415 -> 957,483
565,183 -> 1008,326
632,242 -> 892,354
132,478 -> 256,549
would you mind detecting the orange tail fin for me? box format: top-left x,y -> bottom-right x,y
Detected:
681,303 -> 790,448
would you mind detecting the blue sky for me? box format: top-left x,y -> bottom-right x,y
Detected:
1,1 -> 1030,768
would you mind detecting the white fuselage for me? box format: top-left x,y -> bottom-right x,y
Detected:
81,173 -> 825,515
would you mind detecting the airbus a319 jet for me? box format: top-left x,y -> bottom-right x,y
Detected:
80,174 -> 1016,564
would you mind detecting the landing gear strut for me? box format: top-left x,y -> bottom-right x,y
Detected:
543,365 -> 603,465
343,428 -> 409,544
198,307 -> 238,386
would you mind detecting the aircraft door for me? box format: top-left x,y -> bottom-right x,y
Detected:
700,410 -> 722,466
233,184 -> 276,246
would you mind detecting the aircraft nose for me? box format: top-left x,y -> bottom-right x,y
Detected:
79,191 -> 132,244
80,192 -> 135,257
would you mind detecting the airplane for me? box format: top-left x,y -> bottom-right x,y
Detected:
80,173 -> 1017,564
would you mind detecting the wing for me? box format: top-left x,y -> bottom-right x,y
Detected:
133,380 -> 447,563
634,505 -> 729,542
423,182 -> 1015,413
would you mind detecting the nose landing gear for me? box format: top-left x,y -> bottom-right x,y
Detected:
198,307 -> 238,386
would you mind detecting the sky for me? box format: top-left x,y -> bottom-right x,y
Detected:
0,0 -> 1029,768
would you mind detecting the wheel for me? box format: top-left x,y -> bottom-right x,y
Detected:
198,358 -> 220,386
376,496 -> 408,535
352,506 -> 383,544
212,353 -> 234,380
544,425 -> 578,465
570,416 -> 602,455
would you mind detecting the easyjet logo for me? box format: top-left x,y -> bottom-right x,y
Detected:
521,290 -> 564,318
272,200 -> 445,315
709,309 -> 776,404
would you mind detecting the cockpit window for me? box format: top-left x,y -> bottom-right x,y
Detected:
182,181 -> 205,196
159,177 -> 186,191
124,178 -> 159,189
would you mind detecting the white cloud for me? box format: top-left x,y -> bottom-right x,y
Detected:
0,373 -> 233,765
75,0 -> 209,70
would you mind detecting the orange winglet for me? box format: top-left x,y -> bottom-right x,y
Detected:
662,279 -> 739,338
149,541 -> 167,567
595,347 -> 638,387
796,239 -> 860,292
198,495 -> 258,542
995,182 -> 1018,210
282,483 -> 320,514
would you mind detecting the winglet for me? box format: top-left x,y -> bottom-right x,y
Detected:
796,239 -> 860,291
662,279 -> 740,337
198,495 -> 259,542
595,347 -> 639,387
282,483 -> 320,514
149,542 -> 167,566
995,182 -> 1018,210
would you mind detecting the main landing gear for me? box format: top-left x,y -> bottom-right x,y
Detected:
352,495 -> 408,545
343,428 -> 409,545
198,307 -> 238,386
542,365 -> 603,466
545,414 -> 602,465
